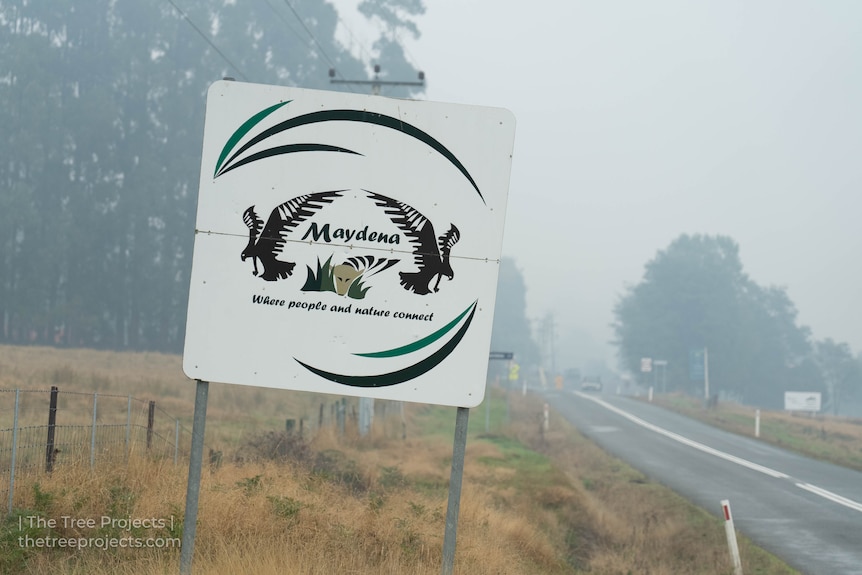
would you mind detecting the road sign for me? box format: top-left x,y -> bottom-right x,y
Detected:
489,351 -> 514,360
183,81 -> 515,407
640,357 -> 652,372
508,363 -> 520,381
784,392 -> 821,412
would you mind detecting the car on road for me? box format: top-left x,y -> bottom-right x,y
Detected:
581,376 -> 603,392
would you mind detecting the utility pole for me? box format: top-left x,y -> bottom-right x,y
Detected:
548,314 -> 557,376
704,347 -> 710,400
328,64 -> 425,439
329,65 -> 425,96
533,314 -> 557,377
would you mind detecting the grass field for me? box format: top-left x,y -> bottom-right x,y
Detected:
0,345 -> 800,574
651,392 -> 862,472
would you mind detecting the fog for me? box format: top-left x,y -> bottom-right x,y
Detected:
335,0 -> 862,370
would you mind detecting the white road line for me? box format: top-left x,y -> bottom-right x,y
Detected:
796,483 -> 862,513
574,392 -> 862,513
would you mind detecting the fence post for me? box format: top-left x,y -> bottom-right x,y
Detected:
90,393 -> 98,469
401,402 -> 406,440
543,402 -> 550,432
45,386 -> 59,473
8,389 -> 20,514
126,395 -> 132,458
146,400 -> 155,450
174,420 -> 180,466
337,398 -> 346,437
485,389 -> 490,433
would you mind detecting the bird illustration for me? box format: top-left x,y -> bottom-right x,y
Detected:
241,190 -> 343,281
365,191 -> 461,295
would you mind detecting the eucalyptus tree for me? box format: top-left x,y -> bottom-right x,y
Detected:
613,234 -> 813,407
490,257 -> 540,370
815,338 -> 862,415
0,0 -> 425,351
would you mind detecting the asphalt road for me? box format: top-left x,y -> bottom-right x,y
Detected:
540,389 -> 862,575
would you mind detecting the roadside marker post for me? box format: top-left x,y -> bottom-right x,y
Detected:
180,81 -> 514,573
721,499 -> 743,575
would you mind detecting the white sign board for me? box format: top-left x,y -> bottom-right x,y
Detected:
183,81 -> 515,407
640,357 -> 652,372
784,392 -> 822,412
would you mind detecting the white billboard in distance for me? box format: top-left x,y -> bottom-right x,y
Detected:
183,81 -> 515,407
784,392 -> 822,412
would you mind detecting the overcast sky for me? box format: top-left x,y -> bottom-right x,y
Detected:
333,0 -> 861,371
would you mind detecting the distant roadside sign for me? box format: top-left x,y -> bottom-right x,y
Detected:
508,363 -> 520,381
641,357 -> 652,373
489,351 -> 514,360
183,81 -> 515,408
784,392 -> 821,412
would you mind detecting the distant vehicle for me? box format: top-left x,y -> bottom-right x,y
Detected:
563,368 -> 582,390
581,376 -> 603,392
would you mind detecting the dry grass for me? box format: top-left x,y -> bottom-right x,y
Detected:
0,346 -> 800,574
652,392 -> 862,472
0,345 -> 367,453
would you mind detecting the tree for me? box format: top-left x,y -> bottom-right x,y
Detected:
815,339 -> 862,415
613,234 -> 812,407
490,257 -> 539,369
0,0 -> 423,352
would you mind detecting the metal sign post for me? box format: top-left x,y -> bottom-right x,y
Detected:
180,380 -> 209,575
441,406 -> 470,575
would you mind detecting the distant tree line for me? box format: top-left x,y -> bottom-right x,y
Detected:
613,234 -> 862,412
490,257 -> 540,369
0,0 -> 425,352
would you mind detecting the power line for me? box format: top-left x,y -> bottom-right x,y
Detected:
328,64 -> 424,96
281,0 -> 339,72
165,0 -> 424,93
390,24 -> 424,72
328,3 -> 426,86
261,0 -> 341,79
261,0 -> 311,50
163,0 -> 248,81
332,5 -> 376,66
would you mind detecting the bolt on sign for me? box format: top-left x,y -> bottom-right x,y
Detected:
183,81 -> 515,408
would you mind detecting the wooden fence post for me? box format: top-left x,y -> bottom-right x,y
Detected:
45,386 -> 58,473
146,400 -> 155,450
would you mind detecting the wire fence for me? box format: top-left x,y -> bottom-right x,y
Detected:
0,387 -> 191,515
0,385 -> 417,516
